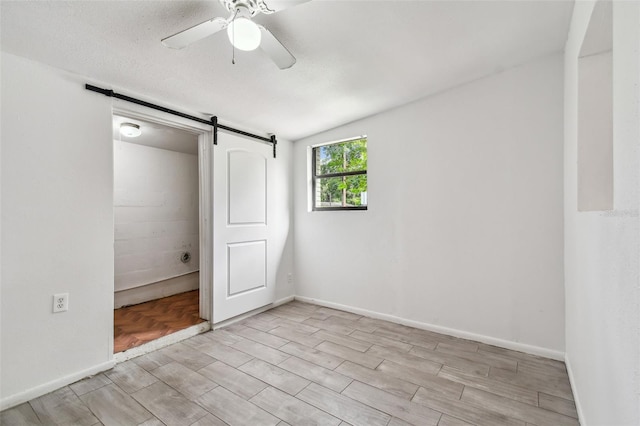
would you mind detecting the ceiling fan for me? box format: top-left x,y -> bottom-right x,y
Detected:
161,0 -> 309,69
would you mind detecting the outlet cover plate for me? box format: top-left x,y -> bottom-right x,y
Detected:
53,293 -> 69,313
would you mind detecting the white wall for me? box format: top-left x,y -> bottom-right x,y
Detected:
270,137 -> 296,304
577,50 -> 613,211
0,52 -> 296,408
564,1 -> 640,425
1,53 -> 115,407
114,140 -> 200,292
294,54 -> 565,356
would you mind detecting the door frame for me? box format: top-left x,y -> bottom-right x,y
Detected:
112,102 -> 214,321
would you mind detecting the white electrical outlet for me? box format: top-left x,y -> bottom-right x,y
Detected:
53,293 -> 69,313
287,273 -> 293,284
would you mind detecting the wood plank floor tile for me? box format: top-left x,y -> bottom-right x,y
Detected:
150,362 -> 218,400
376,360 -> 464,400
387,417 -> 414,426
253,312 -> 280,322
69,373 -> 112,396
226,324 -> 290,348
349,316 -> 382,333
417,333 -> 479,353
277,304 -> 319,317
105,361 -> 158,394
373,328 -> 438,350
410,346 -> 491,377
335,361 -> 419,400
139,417 -> 165,426
412,387 -> 525,426
183,334 -> 254,367
29,387 -> 99,426
278,356 -> 353,393
280,342 -> 345,370
272,317 -> 322,334
478,344 -> 567,371
314,330 -> 372,352
461,387 -> 579,426
250,387 -> 341,426
190,414 -> 229,426
436,343 -> 518,372
350,330 -> 413,352
240,358 -> 311,395
232,338 -> 291,365
286,301 -> 321,313
375,322 -> 416,336
437,414 -> 475,426
517,359 -> 570,379
195,386 -> 280,426
0,403 -> 42,425
342,380 -> 442,426
132,350 -> 175,372
132,382 -> 208,426
79,384 -> 153,426
489,366 -> 574,401
240,317 -> 282,332
159,342 -> 216,371
268,307 -> 310,322
303,318 -> 355,335
269,326 -> 325,348
367,345 -> 442,375
316,341 -> 383,369
438,366 -> 538,405
538,392 -> 578,419
311,307 -> 363,321
204,329 -> 246,346
297,383 -> 391,426
198,361 -> 268,399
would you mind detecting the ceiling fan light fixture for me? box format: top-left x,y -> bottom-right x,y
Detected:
120,122 -> 142,138
227,16 -> 261,51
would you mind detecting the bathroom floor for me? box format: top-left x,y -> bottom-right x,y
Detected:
114,290 -> 205,353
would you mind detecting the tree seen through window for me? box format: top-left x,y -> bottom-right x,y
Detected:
313,138 -> 367,210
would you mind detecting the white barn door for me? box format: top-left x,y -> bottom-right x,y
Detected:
213,132 -> 276,323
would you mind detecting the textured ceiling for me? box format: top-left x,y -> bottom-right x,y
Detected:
1,0 -> 574,141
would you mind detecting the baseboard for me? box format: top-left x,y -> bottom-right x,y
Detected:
114,272 -> 199,308
295,296 -> 565,361
114,321 -> 211,363
0,359 -> 116,411
564,354 -> 585,425
273,295 -> 296,308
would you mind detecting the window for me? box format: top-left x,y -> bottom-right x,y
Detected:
313,137 -> 367,210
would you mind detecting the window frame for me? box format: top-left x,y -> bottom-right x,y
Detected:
312,137 -> 368,211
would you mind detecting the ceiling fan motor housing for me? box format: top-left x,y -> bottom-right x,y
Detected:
221,0 -> 278,16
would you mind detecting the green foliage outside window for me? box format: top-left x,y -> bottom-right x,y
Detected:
313,138 -> 367,210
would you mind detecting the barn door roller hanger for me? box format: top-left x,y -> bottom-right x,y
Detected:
85,84 -> 278,158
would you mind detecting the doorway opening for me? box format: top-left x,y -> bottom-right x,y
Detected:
112,112 -> 212,353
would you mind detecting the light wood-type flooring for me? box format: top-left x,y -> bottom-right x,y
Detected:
114,290 -> 205,353
1,301 -> 579,425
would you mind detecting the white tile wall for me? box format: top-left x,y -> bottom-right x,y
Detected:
114,140 -> 199,292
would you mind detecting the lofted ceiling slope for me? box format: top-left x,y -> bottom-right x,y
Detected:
1,0 -> 573,141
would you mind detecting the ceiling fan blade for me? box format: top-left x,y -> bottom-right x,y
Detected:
258,25 -> 296,69
162,17 -> 227,49
260,0 -> 310,13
